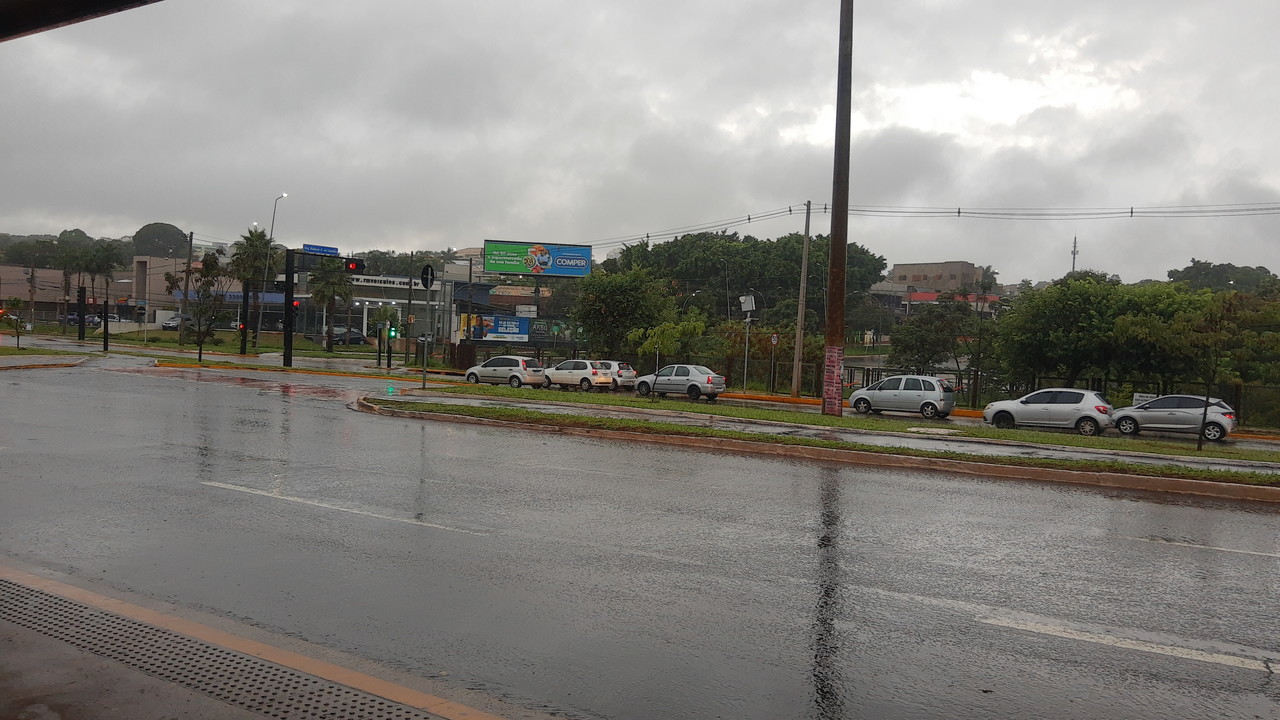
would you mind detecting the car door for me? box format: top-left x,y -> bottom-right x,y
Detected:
873,377 -> 902,409
1134,396 -> 1181,429
482,357 -> 510,383
1048,390 -> 1085,427
1018,390 -> 1058,426
667,365 -> 692,393
653,365 -> 676,393
1169,397 -> 1209,432
897,377 -> 925,411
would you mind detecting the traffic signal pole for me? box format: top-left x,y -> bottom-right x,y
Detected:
283,249 -> 295,367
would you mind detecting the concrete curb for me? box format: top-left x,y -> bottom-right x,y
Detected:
355,398 -> 1280,504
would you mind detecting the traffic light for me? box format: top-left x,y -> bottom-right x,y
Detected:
343,257 -> 366,274
388,325 -> 398,339
292,300 -> 301,307
238,322 -> 246,331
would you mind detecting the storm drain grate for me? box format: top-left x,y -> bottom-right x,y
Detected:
0,579 -> 443,720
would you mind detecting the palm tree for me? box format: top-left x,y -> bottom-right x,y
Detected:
307,258 -> 354,352
229,227 -> 281,349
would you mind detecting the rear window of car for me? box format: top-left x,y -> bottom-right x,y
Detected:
691,366 -> 715,376
937,379 -> 954,392
618,363 -> 633,372
522,358 -> 543,369
590,361 -> 608,369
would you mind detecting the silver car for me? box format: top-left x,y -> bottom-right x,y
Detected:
635,364 -> 726,401
983,388 -> 1114,436
1112,395 -> 1237,442
848,375 -> 955,419
464,355 -> 546,388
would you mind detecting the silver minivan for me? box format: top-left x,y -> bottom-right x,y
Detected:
848,375 -> 956,418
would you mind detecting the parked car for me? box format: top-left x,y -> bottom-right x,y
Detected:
63,313 -> 101,327
545,359 -> 614,391
161,314 -> 193,331
464,355 -> 546,388
595,360 -> 638,390
1112,395 -> 1237,442
305,327 -> 368,345
635,364 -> 726,401
983,388 -> 1114,436
848,375 -> 955,418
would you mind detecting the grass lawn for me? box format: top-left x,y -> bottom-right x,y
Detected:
366,396 -> 1280,487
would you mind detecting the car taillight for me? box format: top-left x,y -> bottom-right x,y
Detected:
1223,412 -> 1235,419
1095,405 -> 1109,414
707,376 -> 714,384
591,369 -> 598,375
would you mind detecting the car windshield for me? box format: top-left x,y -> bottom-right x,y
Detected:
691,366 -> 715,376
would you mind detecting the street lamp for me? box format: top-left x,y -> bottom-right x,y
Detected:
680,288 -> 701,311
257,194 -> 286,347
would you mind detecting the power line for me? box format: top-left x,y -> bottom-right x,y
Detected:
582,200 -> 1280,252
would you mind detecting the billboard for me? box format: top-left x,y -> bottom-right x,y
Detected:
483,240 -> 592,277
463,314 -> 530,342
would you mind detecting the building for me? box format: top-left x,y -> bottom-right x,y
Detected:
887,261 -> 987,293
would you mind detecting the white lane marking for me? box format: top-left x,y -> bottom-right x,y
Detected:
979,617 -> 1271,672
201,482 -> 487,536
1116,535 -> 1280,559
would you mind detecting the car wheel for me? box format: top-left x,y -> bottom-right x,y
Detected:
508,376 -> 522,389
853,398 -> 871,414
993,412 -> 1015,429
1117,417 -> 1139,435
637,382 -> 651,396
611,379 -> 619,391
920,403 -> 939,419
1076,417 -> 1100,436
687,386 -> 701,400
658,392 -> 668,398
1202,423 -> 1226,442
706,394 -> 717,401
467,373 -> 480,384
580,378 -> 593,391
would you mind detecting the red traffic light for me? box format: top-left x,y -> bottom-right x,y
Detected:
292,300 -> 301,307
343,257 -> 366,274
238,323 -> 246,331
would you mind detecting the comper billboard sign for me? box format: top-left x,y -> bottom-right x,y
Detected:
483,240 -> 592,277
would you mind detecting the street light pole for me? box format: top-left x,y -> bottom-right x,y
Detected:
258,193 -> 286,349
404,250 -> 414,365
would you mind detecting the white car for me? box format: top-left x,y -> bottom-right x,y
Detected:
594,360 -> 637,390
848,375 -> 955,418
464,355 -> 546,388
983,388 -> 1114,436
545,359 -> 614,391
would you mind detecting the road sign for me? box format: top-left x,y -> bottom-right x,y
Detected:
771,333 -> 779,346
302,244 -> 339,256
407,314 -> 416,323
420,264 -> 436,290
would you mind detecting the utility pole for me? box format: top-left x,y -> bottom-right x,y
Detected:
1071,236 -> 1078,272
27,262 -> 36,329
823,0 -> 854,416
790,201 -> 812,397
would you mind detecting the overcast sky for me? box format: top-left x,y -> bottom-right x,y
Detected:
3,0 -> 1280,284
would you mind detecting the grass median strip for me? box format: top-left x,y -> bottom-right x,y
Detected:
365,398 -> 1280,488
427,385 -> 1280,464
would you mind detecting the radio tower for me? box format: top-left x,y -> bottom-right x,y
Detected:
1071,236 -> 1078,272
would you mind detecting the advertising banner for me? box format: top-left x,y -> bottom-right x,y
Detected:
463,314 -> 530,342
483,240 -> 592,277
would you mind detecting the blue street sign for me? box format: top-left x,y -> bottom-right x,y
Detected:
302,244 -> 339,256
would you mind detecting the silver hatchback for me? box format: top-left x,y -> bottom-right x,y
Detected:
635,364 -> 726,401
848,375 -> 955,419
1112,395 -> 1237,442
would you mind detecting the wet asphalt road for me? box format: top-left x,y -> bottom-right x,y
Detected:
2,356 -> 1279,719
